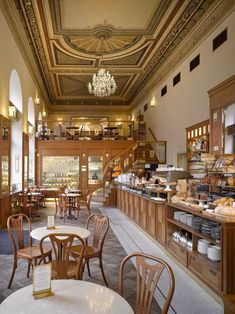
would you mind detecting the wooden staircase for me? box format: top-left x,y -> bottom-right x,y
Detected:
92,124 -> 167,205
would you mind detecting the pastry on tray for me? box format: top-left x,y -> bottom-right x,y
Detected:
213,197 -> 234,206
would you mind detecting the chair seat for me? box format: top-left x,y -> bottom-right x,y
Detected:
51,260 -> 79,279
17,246 -> 51,260
71,245 -> 99,258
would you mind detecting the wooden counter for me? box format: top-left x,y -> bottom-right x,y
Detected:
117,188 -> 166,245
117,188 -> 235,296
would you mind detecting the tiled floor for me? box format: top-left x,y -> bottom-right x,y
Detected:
0,202 -> 224,313
0,202 -> 160,313
101,206 -> 224,314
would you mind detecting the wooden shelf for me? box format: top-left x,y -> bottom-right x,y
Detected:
190,250 -> 220,270
167,218 -> 220,245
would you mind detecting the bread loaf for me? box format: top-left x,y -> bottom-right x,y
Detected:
213,198 -> 234,206
215,205 -> 235,216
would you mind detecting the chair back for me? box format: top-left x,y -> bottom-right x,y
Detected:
119,252 -> 175,314
7,213 -> 32,255
86,214 -> 109,251
58,194 -> 69,207
40,233 -> 85,279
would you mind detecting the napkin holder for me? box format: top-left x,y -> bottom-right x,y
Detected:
47,216 -> 56,230
33,264 -> 54,300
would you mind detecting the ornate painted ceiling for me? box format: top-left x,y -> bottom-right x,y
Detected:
1,0 -> 234,113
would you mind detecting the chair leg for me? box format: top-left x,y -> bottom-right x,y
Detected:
8,260 -> 17,289
86,260 -> 91,277
99,256 -> 108,287
86,205 -> 91,215
27,261 -> 31,277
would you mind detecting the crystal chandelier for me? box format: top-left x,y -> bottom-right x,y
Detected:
88,69 -> 117,97
88,34 -> 117,97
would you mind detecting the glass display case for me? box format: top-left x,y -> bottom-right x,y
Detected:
42,156 -> 80,188
0,115 -> 10,195
1,156 -> 9,193
88,156 -> 103,184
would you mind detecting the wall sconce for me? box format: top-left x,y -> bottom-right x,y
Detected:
42,110 -> 47,117
150,97 -> 156,108
35,96 -> 40,105
9,103 -> 18,121
82,153 -> 86,158
105,153 -> 110,158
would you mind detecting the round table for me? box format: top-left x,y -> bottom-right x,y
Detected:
31,225 -> 90,241
0,280 -> 134,314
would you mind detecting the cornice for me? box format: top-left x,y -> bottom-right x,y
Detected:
130,0 -> 235,109
0,0 -> 50,104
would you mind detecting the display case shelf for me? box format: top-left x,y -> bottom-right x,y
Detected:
42,156 -> 80,188
167,218 -> 219,245
186,120 -> 210,180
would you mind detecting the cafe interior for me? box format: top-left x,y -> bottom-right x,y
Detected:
0,1 -> 235,313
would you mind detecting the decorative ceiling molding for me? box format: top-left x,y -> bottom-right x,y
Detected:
1,0 -> 234,114
130,0 -> 235,108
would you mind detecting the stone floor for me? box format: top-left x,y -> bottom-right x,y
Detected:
0,202 -> 160,313
0,202 -> 224,313
101,207 -> 224,314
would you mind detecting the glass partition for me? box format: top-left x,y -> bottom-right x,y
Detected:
42,156 -> 80,188
88,156 -> 103,184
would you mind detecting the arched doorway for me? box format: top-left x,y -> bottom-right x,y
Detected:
9,69 -> 23,192
28,97 -> 35,186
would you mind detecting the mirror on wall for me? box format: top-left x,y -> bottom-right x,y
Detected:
223,103 -> 235,154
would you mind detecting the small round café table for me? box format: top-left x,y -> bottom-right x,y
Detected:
30,225 -> 90,241
0,280 -> 134,314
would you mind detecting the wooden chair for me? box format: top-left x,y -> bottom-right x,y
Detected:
70,213 -> 109,286
36,185 -> 46,208
118,252 -> 175,314
40,233 -> 85,280
7,213 -> 52,288
78,191 -> 92,215
27,187 -> 40,216
56,194 -> 70,221
17,191 -> 36,218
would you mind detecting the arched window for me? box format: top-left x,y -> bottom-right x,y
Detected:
9,69 -> 23,192
28,97 -> 35,186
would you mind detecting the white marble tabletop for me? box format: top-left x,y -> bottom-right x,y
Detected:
59,193 -> 81,197
0,280 -> 134,314
30,225 -> 90,241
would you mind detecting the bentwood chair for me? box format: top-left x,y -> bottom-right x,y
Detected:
118,252 -> 175,314
56,194 -> 70,221
7,213 -> 51,288
70,214 -> 109,286
40,233 -> 85,280
78,191 -> 92,215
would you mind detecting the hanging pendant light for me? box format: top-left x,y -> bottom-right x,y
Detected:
88,36 -> 117,97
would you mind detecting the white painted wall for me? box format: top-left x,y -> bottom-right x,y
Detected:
133,10 -> 235,165
224,103 -> 235,154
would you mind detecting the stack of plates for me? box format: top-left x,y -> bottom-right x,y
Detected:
211,224 -> 221,242
201,220 -> 218,236
192,217 -> 203,231
174,211 -> 183,221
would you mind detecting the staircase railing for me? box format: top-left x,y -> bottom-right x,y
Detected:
147,127 -> 167,164
102,141 -> 140,182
